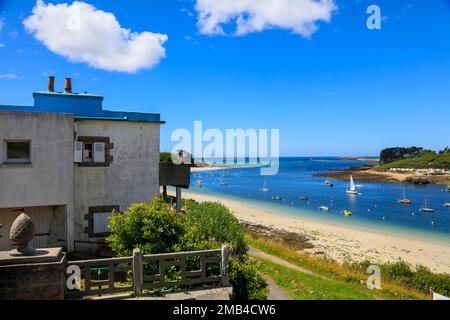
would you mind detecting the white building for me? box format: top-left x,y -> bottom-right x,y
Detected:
0,77 -> 164,253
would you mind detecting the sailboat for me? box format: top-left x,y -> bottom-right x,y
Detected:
196,178 -> 203,188
319,191 -> 334,212
443,203 -> 450,208
346,176 -> 358,195
398,189 -> 412,205
419,197 -> 434,213
261,178 -> 270,192
219,175 -> 227,186
446,185 -> 450,193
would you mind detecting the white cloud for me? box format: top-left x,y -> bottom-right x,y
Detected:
0,18 -> 4,31
195,0 -> 337,37
0,43 -> 5,48
0,73 -> 18,79
23,0 -> 168,73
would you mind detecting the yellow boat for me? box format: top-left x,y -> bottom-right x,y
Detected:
341,210 -> 353,216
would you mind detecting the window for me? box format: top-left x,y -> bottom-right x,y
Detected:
75,137 -> 112,167
84,205 -> 120,238
5,141 -> 31,163
83,143 -> 94,163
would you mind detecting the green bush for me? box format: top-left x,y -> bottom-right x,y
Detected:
228,257 -> 269,300
107,197 -> 185,256
184,201 -> 247,257
350,260 -> 450,296
412,266 -> 450,296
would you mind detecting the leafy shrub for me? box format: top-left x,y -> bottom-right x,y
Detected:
350,260 -> 450,296
183,201 -> 247,257
228,257 -> 268,300
381,261 -> 414,286
107,197 -> 185,256
412,266 -> 450,296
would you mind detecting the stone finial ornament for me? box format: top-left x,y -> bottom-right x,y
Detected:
9,213 -> 36,256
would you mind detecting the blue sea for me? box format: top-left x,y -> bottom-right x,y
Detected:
189,157 -> 450,243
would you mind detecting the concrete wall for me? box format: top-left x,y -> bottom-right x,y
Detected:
0,111 -> 74,209
73,120 -> 160,251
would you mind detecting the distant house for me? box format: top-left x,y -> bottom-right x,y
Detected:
0,77 -> 164,253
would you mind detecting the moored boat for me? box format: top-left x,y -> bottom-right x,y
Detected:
398,189 -> 412,205
261,178 -> 270,192
341,210 -> 353,216
419,197 -> 434,213
272,195 -> 282,201
444,203 -> 450,208
346,176 -> 358,195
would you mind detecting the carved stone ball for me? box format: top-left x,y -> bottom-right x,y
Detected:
9,213 -> 36,256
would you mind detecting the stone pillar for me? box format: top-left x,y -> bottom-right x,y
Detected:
132,248 -> 143,296
0,248 -> 66,300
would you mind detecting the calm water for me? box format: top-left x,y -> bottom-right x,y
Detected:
190,157 -> 450,239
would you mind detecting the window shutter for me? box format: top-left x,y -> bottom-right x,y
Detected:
74,141 -> 83,163
93,142 -> 106,163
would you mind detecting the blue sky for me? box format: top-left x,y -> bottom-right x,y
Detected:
0,0 -> 449,156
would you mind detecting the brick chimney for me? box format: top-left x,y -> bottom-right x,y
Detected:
65,77 -> 72,93
48,76 -> 55,92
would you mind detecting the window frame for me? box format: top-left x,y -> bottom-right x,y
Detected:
76,136 -> 113,167
3,140 -> 32,164
84,205 -> 120,238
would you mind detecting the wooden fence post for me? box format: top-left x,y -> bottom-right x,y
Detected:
133,248 -> 143,296
221,245 -> 230,286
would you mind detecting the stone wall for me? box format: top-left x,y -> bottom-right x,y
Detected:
0,253 -> 66,300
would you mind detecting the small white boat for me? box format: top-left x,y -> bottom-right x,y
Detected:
272,195 -> 282,201
325,180 -> 334,187
196,178 -> 203,188
355,184 -> 364,189
420,197 -> 434,213
261,178 -> 270,192
346,176 -> 358,195
319,206 -> 330,212
446,185 -> 450,193
219,177 -> 227,186
444,203 -> 450,208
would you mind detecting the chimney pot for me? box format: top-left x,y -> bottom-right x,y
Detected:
48,76 -> 55,92
65,77 -> 72,93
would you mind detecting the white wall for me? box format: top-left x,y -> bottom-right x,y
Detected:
73,120 -> 160,245
0,111 -> 74,209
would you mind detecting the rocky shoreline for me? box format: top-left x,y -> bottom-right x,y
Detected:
313,164 -> 450,184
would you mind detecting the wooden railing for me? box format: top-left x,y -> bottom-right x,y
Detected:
65,256 -> 133,299
65,246 -> 229,299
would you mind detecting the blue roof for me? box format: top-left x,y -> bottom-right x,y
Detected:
0,91 -> 164,124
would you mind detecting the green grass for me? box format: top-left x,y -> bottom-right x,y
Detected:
246,234 -> 428,300
256,258 -> 375,300
377,151 -> 450,170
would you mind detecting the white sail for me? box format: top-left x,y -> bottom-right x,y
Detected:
349,175 -> 356,191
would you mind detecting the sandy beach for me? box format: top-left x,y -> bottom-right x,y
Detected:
180,191 -> 450,274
